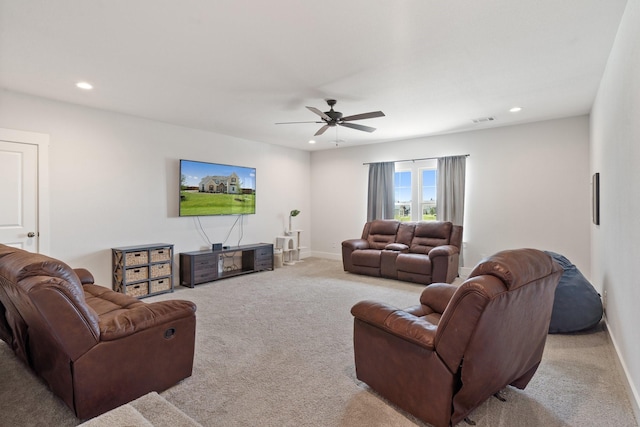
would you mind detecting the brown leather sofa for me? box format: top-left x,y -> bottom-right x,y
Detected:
342,220 -> 462,285
351,248 -> 563,427
0,244 -> 197,420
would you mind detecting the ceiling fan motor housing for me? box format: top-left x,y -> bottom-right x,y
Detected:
324,99 -> 342,123
324,110 -> 342,122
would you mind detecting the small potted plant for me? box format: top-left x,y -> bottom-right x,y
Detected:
288,209 -> 300,233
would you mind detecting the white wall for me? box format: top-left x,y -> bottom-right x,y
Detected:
591,0 -> 640,414
311,116 -> 592,278
0,91 -> 593,288
0,90 -> 311,285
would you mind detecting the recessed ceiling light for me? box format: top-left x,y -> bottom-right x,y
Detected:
509,106 -> 522,113
76,81 -> 93,90
308,140 -> 316,144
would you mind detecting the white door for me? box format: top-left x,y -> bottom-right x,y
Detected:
0,140 -> 39,251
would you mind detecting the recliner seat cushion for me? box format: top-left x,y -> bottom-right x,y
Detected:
352,250 -> 382,268
396,253 -> 432,274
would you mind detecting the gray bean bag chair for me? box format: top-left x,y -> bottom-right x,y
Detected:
545,251 -> 603,333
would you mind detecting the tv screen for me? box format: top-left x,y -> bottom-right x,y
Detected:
179,159 -> 256,216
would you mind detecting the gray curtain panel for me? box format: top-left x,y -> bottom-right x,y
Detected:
367,162 -> 395,221
437,155 -> 466,264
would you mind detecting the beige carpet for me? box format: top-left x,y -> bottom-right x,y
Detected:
79,392 -> 202,427
0,257 -> 637,426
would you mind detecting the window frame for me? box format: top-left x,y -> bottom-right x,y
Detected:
394,159 -> 437,222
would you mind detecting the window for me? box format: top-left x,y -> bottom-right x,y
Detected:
421,169 -> 437,220
394,160 -> 437,222
394,170 -> 412,221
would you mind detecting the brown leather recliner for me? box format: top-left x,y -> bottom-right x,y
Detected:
351,248 -> 563,427
0,244 -> 197,420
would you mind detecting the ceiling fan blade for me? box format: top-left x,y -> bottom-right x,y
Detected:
314,125 -> 330,136
306,106 -> 332,122
339,122 -> 376,133
275,121 -> 323,125
341,111 -> 385,121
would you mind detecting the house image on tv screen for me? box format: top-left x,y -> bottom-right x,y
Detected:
199,172 -> 240,194
199,173 -> 241,194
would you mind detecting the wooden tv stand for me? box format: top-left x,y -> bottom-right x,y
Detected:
179,243 -> 273,288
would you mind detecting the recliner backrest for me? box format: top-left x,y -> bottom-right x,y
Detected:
0,245 -> 101,361
409,221 -> 453,254
447,250 -> 562,425
434,249 -> 561,394
365,220 -> 400,249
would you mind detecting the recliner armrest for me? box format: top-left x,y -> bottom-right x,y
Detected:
351,300 -> 436,349
342,239 -> 370,251
73,268 -> 95,285
99,300 -> 196,341
385,243 -> 409,252
419,283 -> 459,314
428,244 -> 459,258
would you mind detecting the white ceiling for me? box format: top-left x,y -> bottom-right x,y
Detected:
0,0 -> 628,151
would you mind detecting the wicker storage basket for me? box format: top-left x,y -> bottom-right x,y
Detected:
150,278 -> 171,293
150,247 -> 171,263
126,282 -> 149,298
125,266 -> 149,282
150,263 -> 170,278
125,250 -> 148,266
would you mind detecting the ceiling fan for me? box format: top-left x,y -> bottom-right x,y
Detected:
276,99 -> 385,136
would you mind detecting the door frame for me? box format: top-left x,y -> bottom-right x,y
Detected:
0,128 -> 50,254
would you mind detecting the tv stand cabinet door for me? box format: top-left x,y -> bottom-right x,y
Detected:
180,252 -> 218,287
254,245 -> 274,271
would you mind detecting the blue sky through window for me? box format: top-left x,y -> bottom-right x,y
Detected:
395,169 -> 436,202
422,169 -> 436,201
395,171 -> 411,203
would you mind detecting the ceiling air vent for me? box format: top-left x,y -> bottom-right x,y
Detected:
472,116 -> 496,124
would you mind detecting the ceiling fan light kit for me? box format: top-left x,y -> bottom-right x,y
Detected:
277,99 -> 385,137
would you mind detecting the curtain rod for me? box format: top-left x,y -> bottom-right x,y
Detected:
362,154 -> 469,165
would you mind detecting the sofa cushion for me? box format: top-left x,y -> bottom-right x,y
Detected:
84,283 -> 147,316
396,253 -> 432,274
352,249 -> 383,268
366,220 -> 400,249
409,222 -> 453,254
396,222 -> 415,246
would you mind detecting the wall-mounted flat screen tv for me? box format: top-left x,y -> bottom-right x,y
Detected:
179,159 -> 256,216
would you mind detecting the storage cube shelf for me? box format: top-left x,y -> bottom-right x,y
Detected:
112,244 -> 174,298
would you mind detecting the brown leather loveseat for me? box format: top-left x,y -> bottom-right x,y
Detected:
350,249 -> 563,427
0,244 -> 197,420
342,220 -> 462,285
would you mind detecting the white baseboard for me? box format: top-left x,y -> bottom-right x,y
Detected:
604,315 -> 640,424
309,251 -> 342,261
459,266 -> 473,279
